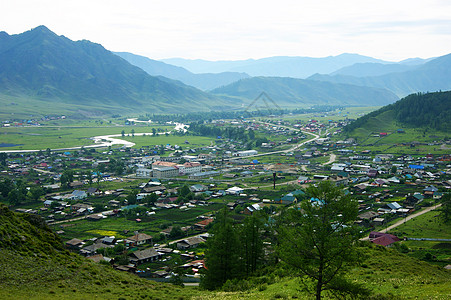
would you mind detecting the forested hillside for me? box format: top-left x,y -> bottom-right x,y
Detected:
344,91 -> 451,133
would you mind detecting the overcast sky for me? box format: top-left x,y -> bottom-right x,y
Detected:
1,0 -> 451,61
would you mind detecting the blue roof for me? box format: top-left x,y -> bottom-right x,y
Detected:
409,165 -> 424,169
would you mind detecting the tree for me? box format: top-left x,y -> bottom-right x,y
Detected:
240,212 -> 264,276
145,193 -> 158,206
131,129 -> 135,137
121,130 -> 125,137
276,181 -> 363,300
201,208 -> 241,290
439,193 -> 451,223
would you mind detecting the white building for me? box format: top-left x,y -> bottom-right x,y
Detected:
233,150 -> 258,157
177,162 -> 202,175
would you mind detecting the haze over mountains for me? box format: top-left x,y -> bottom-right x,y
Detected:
0,25 -> 450,116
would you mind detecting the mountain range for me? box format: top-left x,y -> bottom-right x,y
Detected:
0,26 -> 233,115
115,52 -> 250,91
162,54 -> 389,78
211,77 -> 398,107
308,54 -> 451,97
0,25 -> 450,117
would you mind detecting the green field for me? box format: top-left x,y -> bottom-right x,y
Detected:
120,134 -> 214,149
0,124 -> 174,151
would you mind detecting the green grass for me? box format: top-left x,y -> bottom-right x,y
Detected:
120,135 -> 214,149
390,210 -> 451,239
0,124 -> 174,150
197,243 -> 451,299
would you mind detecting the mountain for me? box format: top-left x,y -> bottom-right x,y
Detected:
162,54 -> 390,78
210,77 -> 398,107
308,53 -> 451,97
344,91 -> 451,134
0,26 -> 236,116
331,62 -> 417,77
115,52 -> 250,91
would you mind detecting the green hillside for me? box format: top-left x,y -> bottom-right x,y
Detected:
344,91 -> 451,136
211,76 -> 398,107
0,204 -> 200,300
1,204 -> 450,299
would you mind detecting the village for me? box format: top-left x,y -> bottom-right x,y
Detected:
1,115 -> 450,282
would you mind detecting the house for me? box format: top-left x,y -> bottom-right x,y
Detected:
80,241 -> 113,256
125,233 -> 153,246
176,236 -> 206,250
244,203 -> 262,215
404,193 -> 424,206
190,184 -> 207,193
194,218 -> 214,231
101,236 -> 116,245
129,248 -> 162,265
297,175 -> 309,184
369,231 -> 400,247
87,187 -> 100,195
71,190 -> 87,200
66,238 -> 83,249
386,202 -> 402,211
367,169 -> 379,178
358,211 -> 379,221
226,186 -> 244,195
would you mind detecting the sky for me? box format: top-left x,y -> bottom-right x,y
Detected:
1,0 -> 451,62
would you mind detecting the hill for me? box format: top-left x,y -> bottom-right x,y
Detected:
344,91 -> 451,136
162,53 -> 389,78
0,26 -> 235,116
308,53 -> 451,97
1,205 -> 450,299
210,76 -> 399,107
0,204 -> 200,299
115,52 -> 250,91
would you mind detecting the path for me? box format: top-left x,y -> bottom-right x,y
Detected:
360,204 -> 442,241
321,153 -> 337,166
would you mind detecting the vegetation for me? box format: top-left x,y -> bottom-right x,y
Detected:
345,91 -> 451,133
276,181 -> 364,299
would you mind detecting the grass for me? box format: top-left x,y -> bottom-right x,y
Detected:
196,243 -> 451,299
0,124 -> 174,150
390,210 -> 451,239
120,135 -> 214,149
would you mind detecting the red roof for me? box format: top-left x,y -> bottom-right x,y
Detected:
370,232 -> 400,247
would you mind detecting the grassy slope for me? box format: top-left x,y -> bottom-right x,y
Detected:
1,205 -> 451,299
199,244 -> 451,299
0,204 -> 204,299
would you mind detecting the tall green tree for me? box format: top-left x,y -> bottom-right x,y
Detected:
439,193 -> 451,223
276,181 -> 362,300
201,208 -> 241,290
240,211 -> 264,276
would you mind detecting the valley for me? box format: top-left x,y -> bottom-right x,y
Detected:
0,23 -> 450,300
